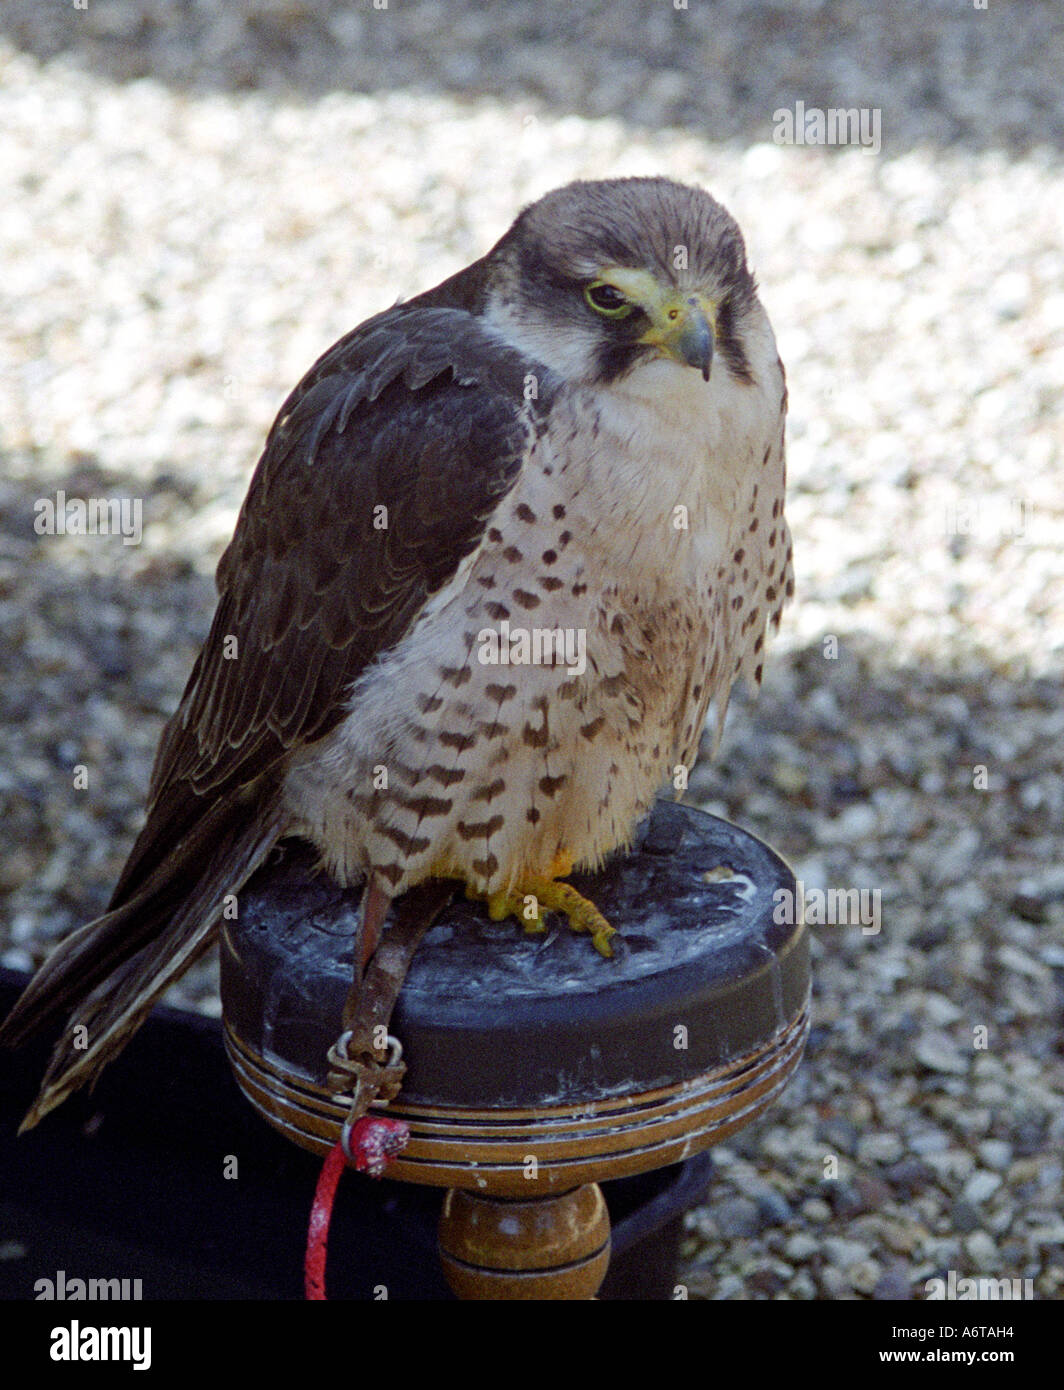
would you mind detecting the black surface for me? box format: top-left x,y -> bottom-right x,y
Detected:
1,800 -> 802,1299
224,800 -> 805,1105
0,968 -> 711,1300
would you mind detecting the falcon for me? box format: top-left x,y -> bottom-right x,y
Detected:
2,177 -> 793,1129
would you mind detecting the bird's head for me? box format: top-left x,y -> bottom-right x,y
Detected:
481,177 -> 762,390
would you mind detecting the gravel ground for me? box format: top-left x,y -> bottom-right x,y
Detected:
1,1 -> 1062,1301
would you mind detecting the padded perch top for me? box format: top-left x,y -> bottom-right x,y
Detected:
223,801 -> 808,1110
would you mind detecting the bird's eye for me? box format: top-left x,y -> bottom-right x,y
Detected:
584,282 -> 633,319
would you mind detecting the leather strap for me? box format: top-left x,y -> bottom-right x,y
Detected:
327,879 -> 457,1112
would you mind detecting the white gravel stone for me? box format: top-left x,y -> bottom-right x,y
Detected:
963,1171 -> 1005,1205
977,1141 -> 1014,1172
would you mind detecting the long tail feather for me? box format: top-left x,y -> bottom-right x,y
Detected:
0,794 -> 284,1131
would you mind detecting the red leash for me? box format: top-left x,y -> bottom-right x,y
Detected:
307,883 -> 455,1299
304,1116 -> 411,1300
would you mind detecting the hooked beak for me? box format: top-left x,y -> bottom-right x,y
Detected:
639,292 -> 715,381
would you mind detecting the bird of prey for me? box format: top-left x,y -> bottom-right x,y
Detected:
2,176 -> 792,1130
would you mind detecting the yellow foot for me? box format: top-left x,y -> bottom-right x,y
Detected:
464,852 -> 617,958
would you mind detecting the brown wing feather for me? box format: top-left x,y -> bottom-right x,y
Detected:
1,297 -> 547,1125
114,303 -> 542,903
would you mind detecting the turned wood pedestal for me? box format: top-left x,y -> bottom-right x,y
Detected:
221,800 -> 809,1299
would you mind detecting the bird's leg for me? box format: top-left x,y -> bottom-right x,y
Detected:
359,877 -> 393,972
466,852 -> 616,959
